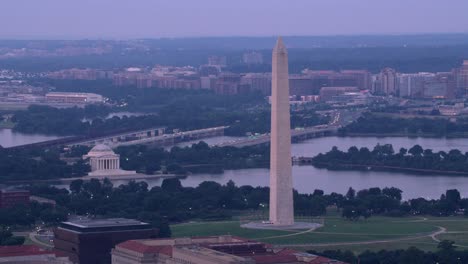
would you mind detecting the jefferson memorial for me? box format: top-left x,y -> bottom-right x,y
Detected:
83,144 -> 136,177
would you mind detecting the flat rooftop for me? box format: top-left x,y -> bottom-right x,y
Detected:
59,218 -> 152,233
62,218 -> 147,228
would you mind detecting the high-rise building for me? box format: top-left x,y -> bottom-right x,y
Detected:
269,37 -> 294,226
454,60 -> 468,96
379,68 -> 398,95
398,73 -> 432,98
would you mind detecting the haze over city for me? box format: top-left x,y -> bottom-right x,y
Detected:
2,0 -> 468,39
3,1 -> 468,264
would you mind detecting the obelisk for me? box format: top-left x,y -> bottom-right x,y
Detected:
269,37 -> 294,226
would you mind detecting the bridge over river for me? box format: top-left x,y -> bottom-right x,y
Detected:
214,125 -> 340,148
68,126 -> 227,148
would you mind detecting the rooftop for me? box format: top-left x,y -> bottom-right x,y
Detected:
61,218 -> 149,229
0,245 -> 53,257
114,236 -> 346,264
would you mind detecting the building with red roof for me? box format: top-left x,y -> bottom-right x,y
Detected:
112,236 -> 346,264
0,245 -> 71,263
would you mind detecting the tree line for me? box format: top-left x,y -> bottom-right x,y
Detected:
311,240 -> 465,264
1,179 -> 467,246
10,87 -> 326,137
312,143 -> 468,175
339,113 -> 468,137
0,146 -> 89,182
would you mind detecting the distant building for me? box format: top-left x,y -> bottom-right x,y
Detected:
0,188 -> 30,208
54,218 -> 158,264
438,103 -> 465,116
454,60 -> 468,96
241,73 -> 271,95
340,70 -> 372,90
288,70 -> 371,96
208,55 -> 227,67
46,92 -> 104,104
398,73 -> 432,98
289,75 -> 317,95
111,236 -> 345,264
200,75 -> 218,90
330,91 -> 373,106
378,68 -> 398,95
0,245 -> 72,264
242,51 -> 264,65
47,68 -> 113,80
83,144 -> 136,177
214,73 -> 243,95
319,86 -> 359,102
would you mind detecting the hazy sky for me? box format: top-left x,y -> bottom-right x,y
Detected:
2,0 -> 468,39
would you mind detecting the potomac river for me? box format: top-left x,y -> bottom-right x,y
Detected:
3,128 -> 468,199
118,136 -> 468,200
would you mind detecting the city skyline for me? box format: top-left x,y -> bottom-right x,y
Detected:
1,0 -> 468,39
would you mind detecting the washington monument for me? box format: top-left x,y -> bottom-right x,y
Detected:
269,37 -> 294,226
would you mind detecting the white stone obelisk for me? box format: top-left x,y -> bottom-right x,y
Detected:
269,37 -> 294,226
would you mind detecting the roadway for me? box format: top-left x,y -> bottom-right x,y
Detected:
214,109 -> 363,148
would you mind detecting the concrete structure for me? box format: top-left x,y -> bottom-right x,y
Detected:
111,236 -> 344,264
269,37 -> 294,226
46,92 -> 104,104
83,144 -> 136,177
0,245 -> 72,264
0,188 -> 30,208
54,218 -> 158,264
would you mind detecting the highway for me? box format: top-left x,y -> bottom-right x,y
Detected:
214,109 -> 363,148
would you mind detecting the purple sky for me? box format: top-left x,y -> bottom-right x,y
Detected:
2,0 -> 468,39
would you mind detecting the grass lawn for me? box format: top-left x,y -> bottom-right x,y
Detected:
171,211 -> 468,254
295,237 -> 440,254
171,214 -> 442,252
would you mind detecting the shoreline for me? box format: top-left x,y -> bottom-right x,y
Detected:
310,162 -> 468,177
5,173 -> 183,185
339,132 -> 468,138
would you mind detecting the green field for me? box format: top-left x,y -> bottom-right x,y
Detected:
171,213 -> 468,254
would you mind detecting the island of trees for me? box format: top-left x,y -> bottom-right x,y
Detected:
339,113 -> 468,137
311,144 -> 468,176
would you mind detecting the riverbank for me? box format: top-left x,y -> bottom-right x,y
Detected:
311,162 -> 468,176
5,173 -> 182,185
340,132 -> 468,138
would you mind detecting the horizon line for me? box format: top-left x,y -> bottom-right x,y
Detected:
1,32 -> 468,41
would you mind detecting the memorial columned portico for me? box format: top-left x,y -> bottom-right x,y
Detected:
83,144 -> 136,177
